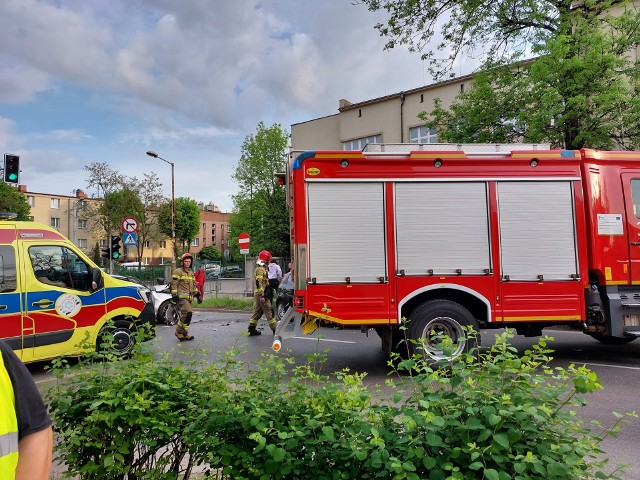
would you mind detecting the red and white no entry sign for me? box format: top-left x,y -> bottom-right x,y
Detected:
238,232 -> 250,249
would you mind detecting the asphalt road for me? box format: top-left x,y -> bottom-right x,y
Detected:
32,310 -> 640,478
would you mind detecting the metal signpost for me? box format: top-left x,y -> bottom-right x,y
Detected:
239,232 -> 251,295
121,217 -> 138,265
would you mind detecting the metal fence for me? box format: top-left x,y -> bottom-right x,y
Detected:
110,261 -> 247,294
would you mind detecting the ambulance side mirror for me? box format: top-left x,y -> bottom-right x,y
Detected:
91,268 -> 104,291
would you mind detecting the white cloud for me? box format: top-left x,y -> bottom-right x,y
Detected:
0,0 -> 453,211
0,117 -> 17,149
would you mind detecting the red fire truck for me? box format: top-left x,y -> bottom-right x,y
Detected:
273,143 -> 640,359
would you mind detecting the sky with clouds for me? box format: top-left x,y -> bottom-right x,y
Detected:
0,0 -> 451,211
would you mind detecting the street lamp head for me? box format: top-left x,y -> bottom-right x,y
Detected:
146,151 -> 159,158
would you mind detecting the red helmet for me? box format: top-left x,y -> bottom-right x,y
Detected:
258,250 -> 272,262
181,252 -> 193,262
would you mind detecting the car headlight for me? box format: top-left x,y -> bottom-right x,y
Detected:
137,287 -> 152,304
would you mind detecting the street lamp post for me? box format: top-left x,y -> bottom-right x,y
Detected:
146,151 -> 176,268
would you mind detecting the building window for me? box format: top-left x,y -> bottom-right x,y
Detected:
144,240 -> 151,248
78,219 -> 87,229
191,238 -> 199,247
50,198 -> 60,209
78,239 -> 88,248
212,235 -> 216,242
227,225 -> 231,233
202,222 -> 206,229
342,134 -> 382,150
410,126 -> 438,144
212,224 -> 216,232
26,196 -> 35,206
100,239 -> 107,247
50,217 -> 60,228
159,241 -> 167,249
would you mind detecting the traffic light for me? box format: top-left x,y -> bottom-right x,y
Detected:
111,236 -> 121,260
101,242 -> 111,260
4,154 -> 20,184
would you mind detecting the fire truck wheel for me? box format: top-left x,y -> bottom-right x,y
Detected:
407,300 -> 479,361
98,319 -> 136,357
587,333 -> 636,345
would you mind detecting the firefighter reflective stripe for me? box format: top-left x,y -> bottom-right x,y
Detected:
0,352 -> 19,478
171,267 -> 197,299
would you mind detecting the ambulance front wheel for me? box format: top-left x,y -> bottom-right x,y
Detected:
407,300 -> 479,361
98,319 -> 136,357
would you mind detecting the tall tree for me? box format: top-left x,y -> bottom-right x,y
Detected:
84,163 -> 167,263
0,182 -> 30,220
230,122 -> 290,258
158,197 -> 200,258
83,162 -> 126,247
124,173 -> 165,263
357,0 -> 640,149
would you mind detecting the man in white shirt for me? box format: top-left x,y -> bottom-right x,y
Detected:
265,259 -> 283,302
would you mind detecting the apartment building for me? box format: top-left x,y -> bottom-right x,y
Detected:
188,202 -> 231,260
18,185 -> 101,255
291,73 -> 472,152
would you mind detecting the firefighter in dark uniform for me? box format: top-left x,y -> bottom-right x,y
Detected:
248,250 -> 276,336
171,252 -> 200,341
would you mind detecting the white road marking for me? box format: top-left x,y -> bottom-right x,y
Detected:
581,362 -> 640,371
291,337 -> 356,344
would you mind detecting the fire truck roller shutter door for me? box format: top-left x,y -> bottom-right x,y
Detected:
395,182 -> 491,275
307,182 -> 386,283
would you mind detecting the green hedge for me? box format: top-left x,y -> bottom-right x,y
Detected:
47,331 -> 633,479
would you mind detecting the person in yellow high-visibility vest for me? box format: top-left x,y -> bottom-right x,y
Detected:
0,341 -> 53,480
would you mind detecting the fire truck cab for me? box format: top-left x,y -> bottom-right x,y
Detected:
274,144 -> 640,359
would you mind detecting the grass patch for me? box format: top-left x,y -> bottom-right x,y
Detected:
195,295 -> 253,310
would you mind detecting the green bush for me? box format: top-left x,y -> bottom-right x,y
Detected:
366,331 -> 634,480
47,332 -> 633,480
47,346 -> 221,479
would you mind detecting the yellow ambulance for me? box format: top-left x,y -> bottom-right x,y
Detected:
0,218 -> 155,362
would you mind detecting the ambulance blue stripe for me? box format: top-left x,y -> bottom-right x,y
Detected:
0,293 -> 21,314
23,289 -> 106,306
105,286 -> 140,302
